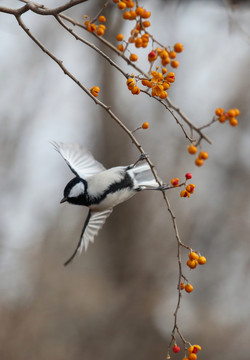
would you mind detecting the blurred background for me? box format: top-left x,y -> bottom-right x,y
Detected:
0,0 -> 250,359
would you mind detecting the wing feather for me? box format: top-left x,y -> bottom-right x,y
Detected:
64,209 -> 113,266
52,141 -> 105,179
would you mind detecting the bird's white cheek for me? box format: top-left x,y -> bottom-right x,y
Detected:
69,182 -> 85,198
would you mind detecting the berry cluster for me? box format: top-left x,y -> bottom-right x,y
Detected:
115,1 -> 151,53
169,173 -> 196,199
84,15 -> 106,36
147,43 -> 183,69
141,69 -> 175,99
215,107 -> 240,127
186,251 -> 207,269
188,145 -> 209,167
113,1 -> 183,98
170,343 -> 201,360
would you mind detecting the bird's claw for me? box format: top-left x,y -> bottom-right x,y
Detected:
138,153 -> 149,161
158,184 -> 168,191
128,153 -> 149,169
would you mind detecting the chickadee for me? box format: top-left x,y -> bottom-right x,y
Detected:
53,142 -> 164,265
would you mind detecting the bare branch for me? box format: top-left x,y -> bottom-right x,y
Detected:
19,0 -> 88,15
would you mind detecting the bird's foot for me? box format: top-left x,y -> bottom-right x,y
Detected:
128,153 -> 149,169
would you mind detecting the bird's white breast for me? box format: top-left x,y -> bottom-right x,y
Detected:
87,166 -> 136,211
89,187 -> 136,211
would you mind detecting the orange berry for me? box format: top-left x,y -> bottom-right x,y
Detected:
96,27 -> 105,36
90,86 -> 100,97
171,60 -> 179,68
135,38 -> 143,48
198,256 -> 207,265
84,20 -> 90,26
229,117 -> 238,127
159,91 -> 168,99
163,81 -> 170,90
131,86 -> 140,95
186,184 -> 195,193
199,151 -> 209,160
98,24 -> 106,30
126,1 -> 135,8
180,190 -> 190,198
118,1 -> 126,10
195,158 -> 204,167
117,44 -> 124,52
123,11 -> 131,19
141,10 -> 151,18
160,49 -> 169,59
161,57 -> 170,66
141,33 -> 149,40
218,115 -> 226,123
90,86 -> 100,92
193,345 -> 202,351
180,282 -> 185,290
188,354 -> 197,360
169,51 -> 177,59
98,15 -> 106,23
166,72 -> 175,83
152,85 -> 164,97
186,259 -> 198,269
129,53 -> 138,62
116,33 -> 124,41
185,283 -> 194,293
215,108 -> 224,116
142,122 -> 149,129
189,252 -> 199,261
141,79 -> 153,88
127,78 -> 136,87
188,145 -> 197,154
171,178 -> 179,186
87,23 -> 96,33
135,6 -> 144,16
148,51 -> 157,62
141,79 -> 149,86
233,108 -> 240,116
174,42 -> 184,53
228,109 -> 236,117
162,67 -> 167,74
129,10 -> 136,19
143,20 -> 151,27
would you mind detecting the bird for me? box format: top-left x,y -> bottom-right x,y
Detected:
52,142 -> 164,266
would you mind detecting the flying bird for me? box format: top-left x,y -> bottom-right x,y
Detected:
53,142 -> 163,265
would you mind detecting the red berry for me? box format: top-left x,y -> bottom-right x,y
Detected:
192,347 -> 198,354
185,172 -> 192,180
173,345 -> 180,353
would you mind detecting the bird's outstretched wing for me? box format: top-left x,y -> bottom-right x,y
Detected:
52,141 -> 105,178
64,209 -> 113,266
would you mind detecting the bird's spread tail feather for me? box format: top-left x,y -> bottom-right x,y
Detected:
128,163 -> 160,188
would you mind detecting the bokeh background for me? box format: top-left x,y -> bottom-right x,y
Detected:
0,0 -> 250,359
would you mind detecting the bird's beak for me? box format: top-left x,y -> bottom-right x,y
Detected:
60,197 -> 67,204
